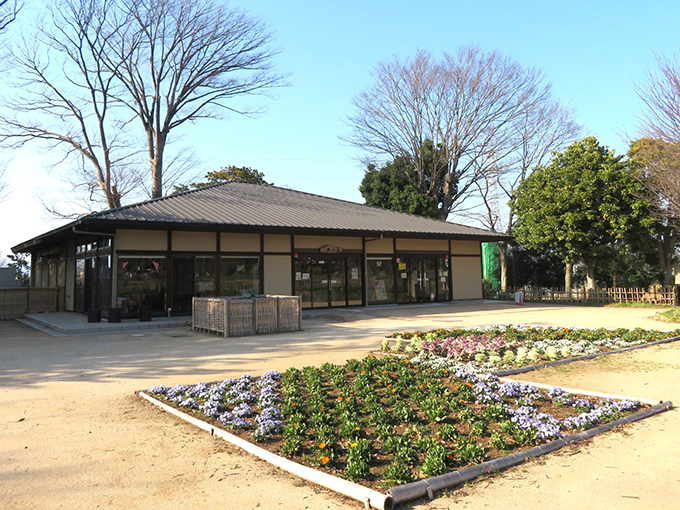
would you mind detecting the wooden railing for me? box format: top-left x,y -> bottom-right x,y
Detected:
0,287 -> 64,320
487,286 -> 679,306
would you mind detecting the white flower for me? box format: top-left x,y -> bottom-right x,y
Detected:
527,349 -> 540,363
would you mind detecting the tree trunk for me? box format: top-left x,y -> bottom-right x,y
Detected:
438,173 -> 453,220
564,262 -> 572,291
658,228 -> 677,286
149,131 -> 167,199
498,242 -> 508,292
585,259 -> 596,290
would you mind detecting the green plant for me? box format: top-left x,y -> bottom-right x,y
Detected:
346,439 -> 373,480
393,401 -> 418,424
459,443 -> 486,464
383,461 -> 413,486
416,435 -> 438,451
490,432 -> 508,450
340,419 -> 364,440
425,403 -> 449,423
470,420 -> 488,437
458,407 -> 476,423
279,437 -> 303,457
421,443 -> 448,477
438,423 -> 459,442
374,424 -> 394,440
513,427 -> 539,446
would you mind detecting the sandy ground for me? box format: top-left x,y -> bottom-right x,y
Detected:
1,300 -> 679,510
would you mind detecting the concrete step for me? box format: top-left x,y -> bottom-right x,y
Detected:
18,312 -> 190,337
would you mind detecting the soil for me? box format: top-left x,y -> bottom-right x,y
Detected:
2,301 -> 679,510
146,360 -> 649,492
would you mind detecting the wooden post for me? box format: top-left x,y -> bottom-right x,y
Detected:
297,296 -> 302,331
276,297 -> 281,333
225,298 -> 230,338
252,299 -> 258,335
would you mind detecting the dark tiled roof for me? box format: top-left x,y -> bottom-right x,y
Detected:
13,183 -> 508,252
87,182 -> 502,238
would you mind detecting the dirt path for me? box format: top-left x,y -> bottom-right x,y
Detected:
1,301 -> 678,509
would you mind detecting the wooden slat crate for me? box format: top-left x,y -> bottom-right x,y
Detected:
192,295 -> 301,337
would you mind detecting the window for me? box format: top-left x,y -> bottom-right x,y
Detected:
220,257 -> 260,296
117,256 -> 166,316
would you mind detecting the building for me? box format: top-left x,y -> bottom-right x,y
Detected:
0,267 -> 21,288
12,182 -> 508,317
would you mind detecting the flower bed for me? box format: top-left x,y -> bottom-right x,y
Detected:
145,355 -> 649,489
383,326 -> 680,373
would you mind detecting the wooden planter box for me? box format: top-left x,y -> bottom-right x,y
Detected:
192,295 -> 301,337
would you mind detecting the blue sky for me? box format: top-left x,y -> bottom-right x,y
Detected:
1,0 -> 679,258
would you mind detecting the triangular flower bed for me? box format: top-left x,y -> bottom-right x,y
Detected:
138,353 -> 672,508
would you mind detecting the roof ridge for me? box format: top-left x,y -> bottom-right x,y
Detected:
254,183 -> 459,225
87,181 -> 267,219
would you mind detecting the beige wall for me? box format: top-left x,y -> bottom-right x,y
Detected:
116,229 -> 167,251
264,234 -> 291,253
396,238 -> 449,252
172,231 -> 216,252
365,238 -> 394,254
294,235 -> 362,251
221,233 -> 260,252
264,255 -> 292,295
450,240 -> 481,255
451,256 -> 483,299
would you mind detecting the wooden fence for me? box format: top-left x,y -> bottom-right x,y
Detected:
489,286 -> 679,306
0,287 -> 64,320
192,295 -> 301,337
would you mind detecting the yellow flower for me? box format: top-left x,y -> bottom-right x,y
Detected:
351,442 -> 358,448
321,456 -> 330,464
318,442 -> 327,449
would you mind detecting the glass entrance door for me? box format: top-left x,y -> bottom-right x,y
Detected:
328,259 -> 346,307
172,256 -> 195,314
295,255 -> 360,308
397,257 -> 447,303
311,258 -> 346,308
311,260 -> 329,308
367,258 -> 395,304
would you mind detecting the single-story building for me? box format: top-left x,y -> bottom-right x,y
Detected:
12,182 -> 508,317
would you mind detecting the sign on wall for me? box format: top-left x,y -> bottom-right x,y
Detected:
319,245 -> 343,254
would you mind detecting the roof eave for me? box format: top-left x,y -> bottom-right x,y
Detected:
12,216 -> 511,253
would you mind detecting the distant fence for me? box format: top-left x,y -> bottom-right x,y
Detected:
487,286 -> 679,306
192,295 -> 301,337
0,287 -> 64,320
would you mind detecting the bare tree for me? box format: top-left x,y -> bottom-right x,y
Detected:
344,46 -> 561,220
0,0 -> 144,214
636,53 -> 680,218
0,162 -> 7,202
470,99 -> 580,290
628,137 -> 680,285
105,0 -> 285,198
638,52 -> 680,142
0,0 -> 21,31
